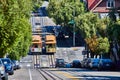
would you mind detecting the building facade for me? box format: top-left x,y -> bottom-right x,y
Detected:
87,0 -> 120,19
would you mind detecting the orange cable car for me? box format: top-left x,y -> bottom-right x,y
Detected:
45,35 -> 56,53
31,35 -> 42,54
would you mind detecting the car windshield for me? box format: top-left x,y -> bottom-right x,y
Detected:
58,60 -> 64,63
73,60 -> 80,62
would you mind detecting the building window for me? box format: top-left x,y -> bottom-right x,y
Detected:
35,23 -> 41,25
107,0 -> 115,8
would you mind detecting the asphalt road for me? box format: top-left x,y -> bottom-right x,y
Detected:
8,53 -> 120,80
9,66 -> 120,80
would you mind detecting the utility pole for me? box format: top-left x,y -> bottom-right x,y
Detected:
68,5 -> 76,47
73,9 -> 75,47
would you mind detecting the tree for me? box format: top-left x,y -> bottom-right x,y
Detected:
107,20 -> 120,60
32,0 -> 43,12
97,37 -> 110,58
0,0 -> 32,59
76,12 -> 111,58
0,0 -> 21,57
108,8 -> 117,22
85,35 -> 98,58
47,0 -> 111,58
76,12 -> 99,38
47,0 -> 85,26
8,0 -> 32,59
97,18 -> 110,38
85,36 -> 110,58
107,20 -> 120,41
47,0 -> 85,39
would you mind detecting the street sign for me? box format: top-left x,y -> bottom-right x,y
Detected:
68,20 -> 75,25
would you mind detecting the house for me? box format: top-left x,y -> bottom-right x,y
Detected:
87,0 -> 120,19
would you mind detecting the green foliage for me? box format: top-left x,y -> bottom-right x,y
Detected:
97,18 -> 110,37
108,8 -> 117,22
107,20 -> 120,41
76,12 -> 110,56
47,0 -> 85,26
0,0 -> 32,59
32,0 -> 43,12
85,36 -> 110,56
76,12 -> 99,38
85,35 -> 98,53
47,0 -> 111,57
97,37 -> 110,55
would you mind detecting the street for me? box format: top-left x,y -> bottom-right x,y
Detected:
8,52 -> 120,80
1,0 -> 120,80
9,63 -> 120,80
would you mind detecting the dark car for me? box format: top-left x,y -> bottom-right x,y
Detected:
55,59 -> 65,68
98,59 -> 114,70
81,58 -> 88,68
65,63 -> 72,68
1,58 -> 14,75
11,60 -> 21,70
0,75 -> 1,80
88,58 -> 100,69
0,59 -> 8,80
115,61 -> 120,71
83,58 -> 92,68
11,61 -> 16,70
72,60 -> 81,68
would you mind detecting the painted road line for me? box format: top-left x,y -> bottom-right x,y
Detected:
27,64 -> 32,80
29,68 -> 32,80
56,71 -> 79,80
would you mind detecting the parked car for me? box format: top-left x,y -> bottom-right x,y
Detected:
88,58 -> 100,69
1,58 -> 14,75
55,59 -> 65,68
84,58 -> 92,68
71,60 -> 81,68
0,75 -> 1,80
11,61 -> 16,70
11,60 -> 21,69
0,59 -> 8,80
98,59 -> 114,70
65,62 -> 72,68
115,60 -> 120,71
81,58 -> 88,68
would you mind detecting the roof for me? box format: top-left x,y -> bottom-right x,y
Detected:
87,0 -> 103,11
32,35 -> 42,44
46,35 -> 56,44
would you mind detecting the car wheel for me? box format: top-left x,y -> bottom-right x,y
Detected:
9,71 -> 14,75
2,74 -> 8,80
98,66 -> 102,71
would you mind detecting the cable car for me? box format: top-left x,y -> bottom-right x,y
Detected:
45,35 -> 56,54
31,35 -> 42,55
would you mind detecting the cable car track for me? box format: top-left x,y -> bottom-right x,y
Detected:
37,69 -> 63,80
